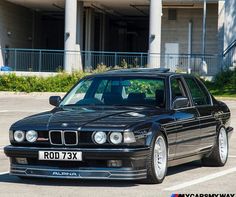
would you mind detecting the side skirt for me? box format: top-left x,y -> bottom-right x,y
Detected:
168,151 -> 209,167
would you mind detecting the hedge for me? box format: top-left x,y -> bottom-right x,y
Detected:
0,65 -> 109,93
0,67 -> 236,96
0,72 -> 87,93
204,69 -> 236,96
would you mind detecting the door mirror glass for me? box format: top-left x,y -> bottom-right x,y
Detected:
49,96 -> 61,107
173,96 -> 189,109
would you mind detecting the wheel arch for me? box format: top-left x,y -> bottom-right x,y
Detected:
145,122 -> 168,147
206,123 -> 227,157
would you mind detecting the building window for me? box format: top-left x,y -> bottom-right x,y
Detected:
168,9 -> 177,21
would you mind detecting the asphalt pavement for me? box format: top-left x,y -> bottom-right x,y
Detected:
0,93 -> 235,197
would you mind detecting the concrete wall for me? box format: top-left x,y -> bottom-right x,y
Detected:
0,0 -> 33,66
224,0 -> 236,66
161,4 -> 218,55
106,4 -> 219,55
224,0 -> 236,48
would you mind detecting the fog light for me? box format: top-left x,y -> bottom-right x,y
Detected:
107,160 -> 122,168
15,158 -> 28,165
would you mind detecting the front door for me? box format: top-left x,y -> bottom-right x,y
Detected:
170,76 -> 201,158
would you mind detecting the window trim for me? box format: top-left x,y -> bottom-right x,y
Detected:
169,75 -> 192,110
183,76 -> 213,107
194,77 -> 213,106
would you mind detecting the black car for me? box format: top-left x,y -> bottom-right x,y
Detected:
4,68 -> 233,184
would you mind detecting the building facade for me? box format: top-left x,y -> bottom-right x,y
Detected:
0,0 -> 231,74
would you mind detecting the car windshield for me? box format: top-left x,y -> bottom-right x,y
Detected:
60,76 -> 165,108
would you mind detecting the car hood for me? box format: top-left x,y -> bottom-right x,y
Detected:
11,106 -> 166,131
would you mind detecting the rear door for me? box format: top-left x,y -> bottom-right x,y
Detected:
184,76 -> 217,151
170,76 -> 201,158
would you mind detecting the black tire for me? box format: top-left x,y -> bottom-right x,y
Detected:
202,127 -> 228,167
144,132 -> 168,184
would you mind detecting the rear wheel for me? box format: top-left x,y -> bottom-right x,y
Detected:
202,127 -> 228,166
145,132 -> 168,184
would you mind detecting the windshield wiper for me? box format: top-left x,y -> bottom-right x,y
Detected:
112,104 -> 159,109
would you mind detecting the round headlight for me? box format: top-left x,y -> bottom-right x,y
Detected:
93,131 -> 107,144
14,130 -> 25,142
26,130 -> 38,143
109,132 -> 122,145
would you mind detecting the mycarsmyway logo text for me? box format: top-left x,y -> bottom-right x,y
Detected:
171,194 -> 235,197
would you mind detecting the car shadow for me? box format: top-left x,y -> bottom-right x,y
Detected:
167,160 -> 202,176
0,161 -> 203,187
0,173 -> 138,187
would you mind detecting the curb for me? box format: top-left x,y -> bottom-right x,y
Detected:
0,91 -> 66,97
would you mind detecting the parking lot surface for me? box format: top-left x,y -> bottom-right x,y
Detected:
0,93 -> 235,197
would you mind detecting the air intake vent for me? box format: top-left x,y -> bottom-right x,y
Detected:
64,131 -> 78,145
168,9 -> 177,20
49,131 -> 63,145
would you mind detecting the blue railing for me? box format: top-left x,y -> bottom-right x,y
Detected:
0,48 -> 220,75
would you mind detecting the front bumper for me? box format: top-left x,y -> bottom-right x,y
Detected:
4,146 -> 149,180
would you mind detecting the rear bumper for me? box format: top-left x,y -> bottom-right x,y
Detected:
4,145 -> 149,180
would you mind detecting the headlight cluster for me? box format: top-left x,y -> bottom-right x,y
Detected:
13,130 -> 38,143
92,131 -> 136,145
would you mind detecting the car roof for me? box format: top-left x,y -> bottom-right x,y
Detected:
91,68 -> 188,78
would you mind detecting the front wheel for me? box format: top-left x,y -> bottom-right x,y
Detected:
202,127 -> 228,166
145,132 -> 168,184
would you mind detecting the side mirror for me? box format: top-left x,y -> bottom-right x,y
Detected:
49,96 -> 61,107
173,96 -> 189,109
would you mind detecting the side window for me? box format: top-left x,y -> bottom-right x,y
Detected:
171,78 -> 187,101
185,77 -> 211,106
195,79 -> 212,105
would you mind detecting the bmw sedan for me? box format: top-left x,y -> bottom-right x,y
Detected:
4,68 -> 233,184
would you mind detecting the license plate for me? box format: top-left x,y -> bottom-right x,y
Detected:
38,151 -> 82,161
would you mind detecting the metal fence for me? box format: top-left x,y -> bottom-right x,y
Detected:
0,48 -> 220,75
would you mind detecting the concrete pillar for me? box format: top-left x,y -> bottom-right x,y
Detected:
76,1 -> 84,49
85,8 -> 94,70
99,13 -> 106,51
64,0 -> 83,73
148,0 -> 162,68
85,8 -> 94,51
188,21 -> 193,74
0,50 -> 3,68
202,0 -> 207,59
218,0 -> 225,69
201,0 -> 207,75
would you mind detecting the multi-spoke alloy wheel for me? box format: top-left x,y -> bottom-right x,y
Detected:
154,136 -> 167,180
202,127 -> 228,167
145,132 -> 168,184
219,127 -> 228,164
